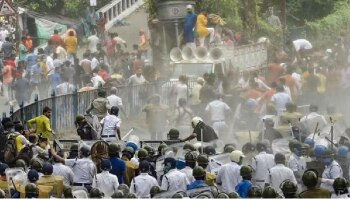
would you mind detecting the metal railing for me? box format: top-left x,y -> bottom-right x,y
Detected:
97,0 -> 145,30
8,81 -> 190,134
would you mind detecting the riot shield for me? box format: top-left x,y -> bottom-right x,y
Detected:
5,168 -> 27,196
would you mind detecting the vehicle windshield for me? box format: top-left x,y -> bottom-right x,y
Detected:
171,63 -> 213,79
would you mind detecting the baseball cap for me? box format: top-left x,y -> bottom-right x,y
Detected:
28,169 -> 39,182
42,163 -> 53,175
139,160 -> 150,173
230,150 -> 245,162
0,163 -> 9,176
101,159 -> 112,171
186,4 -> 193,9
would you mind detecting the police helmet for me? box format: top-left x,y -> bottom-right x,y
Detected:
185,151 -> 197,162
122,146 -> 135,158
25,183 -> 39,198
90,188 -> 104,198
242,142 -> 256,154
197,154 -> 209,165
228,192 -> 240,198
323,148 -> 335,158
280,179 -> 297,195
192,166 -> 206,178
111,106 -> 119,116
139,160 -> 150,173
192,116 -> 203,127
144,145 -> 155,156
150,186 -> 161,198
137,148 -> 149,159
248,186 -> 262,198
108,143 -> 121,157
75,115 -> 85,124
262,186 -> 279,198
42,163 -> 53,175
338,146 -> 349,157
183,142 -> 196,151
158,143 -> 168,155
126,142 -> 138,152
0,163 -> 9,176
80,145 -> 91,157
304,138 -> 315,148
223,144 -> 235,153
302,169 -> 318,188
256,142 -> 267,152
168,128 -> 180,140
127,193 -> 137,198
314,145 -> 327,157
204,146 -> 216,155
111,190 -> 124,198
288,139 -> 299,151
63,187 -> 73,198
27,169 -> 39,182
172,192 -> 184,198
118,184 -> 130,197
30,158 -> 43,172
240,165 -> 253,177
333,177 -> 349,191
15,159 -> 26,169
217,193 -> 229,198
0,189 -> 5,198
101,159 -> 112,171
98,89 -> 107,97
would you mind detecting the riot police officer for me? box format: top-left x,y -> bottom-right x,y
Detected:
247,186 -> 262,198
180,151 -> 197,183
197,154 -> 216,186
320,148 -> 343,191
187,166 -> 208,190
90,188 -> 104,198
25,183 -> 39,198
280,179 -> 298,198
262,186 -> 280,198
332,177 -> 349,198
299,169 -> 331,198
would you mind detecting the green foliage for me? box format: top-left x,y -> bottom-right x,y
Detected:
63,0 -> 87,17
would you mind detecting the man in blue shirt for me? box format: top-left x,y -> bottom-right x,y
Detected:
108,143 -> 126,184
187,166 -> 208,190
235,165 -> 253,198
183,4 -> 197,48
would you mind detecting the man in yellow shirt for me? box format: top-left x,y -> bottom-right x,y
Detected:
65,30 -> 78,63
196,9 -> 214,47
27,106 -> 54,139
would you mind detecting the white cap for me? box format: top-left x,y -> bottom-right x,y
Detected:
230,150 -> 245,162
186,4 -> 193,9
192,116 -> 203,127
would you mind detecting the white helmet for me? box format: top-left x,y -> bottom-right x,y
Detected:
192,117 -> 203,127
230,150 -> 245,162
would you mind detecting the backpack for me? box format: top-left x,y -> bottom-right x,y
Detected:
4,132 -> 20,163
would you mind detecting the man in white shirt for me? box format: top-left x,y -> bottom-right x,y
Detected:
91,73 -> 105,88
161,157 -> 189,192
265,153 -> 297,196
55,76 -> 75,96
130,160 -> 159,198
88,30 -> 100,53
107,87 -> 127,118
217,150 -> 244,193
251,142 -> 275,189
92,159 -> 119,198
56,44 -> 67,62
300,104 -> 328,134
288,39 -> 313,63
113,33 -> 127,48
101,106 -> 121,141
287,142 -> 305,183
205,95 -> 232,137
91,54 -> 99,71
180,151 -> 196,183
46,54 -> 55,77
52,151 -> 74,186
271,85 -> 292,114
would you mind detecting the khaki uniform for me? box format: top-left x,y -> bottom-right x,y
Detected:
205,171 -> 216,186
298,188 -> 331,198
36,175 -> 64,198
0,179 -> 9,197
280,112 -> 303,125
19,184 -> 54,198
87,97 -> 111,120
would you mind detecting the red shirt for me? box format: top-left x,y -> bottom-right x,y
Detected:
98,69 -> 109,81
50,34 -> 64,47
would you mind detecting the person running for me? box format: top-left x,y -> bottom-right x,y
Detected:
27,107 -> 55,139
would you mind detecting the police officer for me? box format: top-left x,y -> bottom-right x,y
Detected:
25,183 -> 39,198
217,150 -> 244,193
235,165 -> 253,198
336,146 -> 349,180
150,186 -> 161,198
36,163 -> 64,198
217,192 -> 230,198
228,192 -> 240,198
332,177 -> 349,198
51,145 -> 97,191
130,160 -> 159,198
320,148 -> 343,192
161,157 -> 189,192
187,166 -> 208,190
247,186 -> 262,198
223,144 -> 235,154
108,143 -> 126,184
118,184 -> 130,198
137,148 -> 157,178
180,151 -> 197,183
265,153 -> 297,196
111,190 -> 124,198
299,169 -> 331,198
167,128 -> 180,140
92,159 -> 119,198
121,147 -> 138,186
183,142 -> 196,152
241,142 -> 256,166
0,163 -> 9,193
180,117 -> 218,145
197,154 -> 216,186
251,142 -> 275,188
157,143 -> 168,157
67,143 -> 79,159
27,169 -> 39,183
280,179 -> 298,198
89,188 -> 104,198
52,151 -> 74,186
288,141 -> 305,182
262,186 -> 280,198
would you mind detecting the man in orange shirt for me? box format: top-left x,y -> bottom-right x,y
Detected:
65,31 -> 78,63
50,30 -> 65,48
2,60 -> 14,103
243,81 -> 263,100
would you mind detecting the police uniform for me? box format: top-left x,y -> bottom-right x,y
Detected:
217,162 -> 241,193
265,164 -> 297,196
161,169 -> 189,192
180,166 -> 195,183
251,151 -> 275,188
36,175 -> 64,198
205,99 -> 231,137
298,188 -> 331,198
92,171 -> 119,198
287,153 -> 306,178
130,173 -> 159,198
280,111 -> 303,125
52,163 -> 74,186
320,160 -> 343,192
65,158 -> 97,189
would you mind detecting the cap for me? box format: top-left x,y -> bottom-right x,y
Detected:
139,160 -> 150,173
101,159 -> 112,171
164,157 -> 177,168
42,163 -> 53,175
186,4 -> 193,9
0,163 -> 9,176
28,169 -> 39,182
230,150 -> 245,162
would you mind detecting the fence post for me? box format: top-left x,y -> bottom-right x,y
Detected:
20,101 -> 25,124
51,91 -> 57,131
73,88 -> 78,120
9,106 -> 13,121
35,94 -> 39,117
